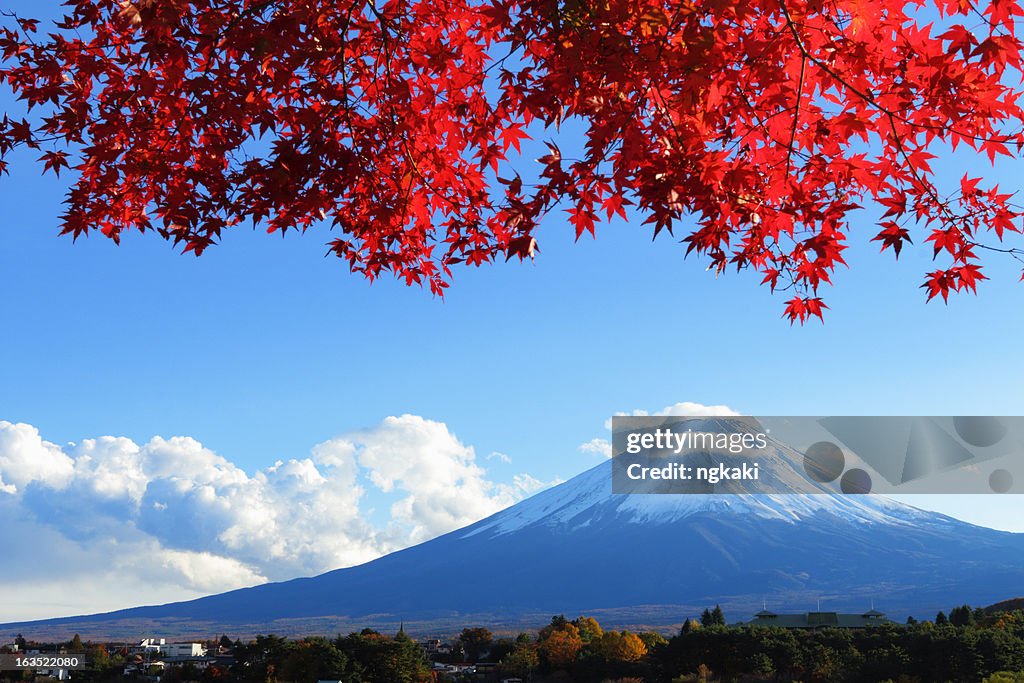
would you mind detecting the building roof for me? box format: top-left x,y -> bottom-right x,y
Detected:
161,656 -> 215,664
747,610 -> 897,628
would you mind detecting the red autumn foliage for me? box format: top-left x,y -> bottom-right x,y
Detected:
1,0 -> 1023,321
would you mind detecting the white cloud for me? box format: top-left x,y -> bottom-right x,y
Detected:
321,415 -> 550,545
661,401 -> 739,417
0,494 -> 266,622
0,416 -> 557,622
587,402 -> 739,455
487,451 -> 512,464
0,421 -> 75,492
603,401 -> 739,429
579,438 -> 613,458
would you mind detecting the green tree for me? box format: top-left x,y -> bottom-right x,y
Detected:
335,630 -> 429,683
162,663 -> 201,683
984,673 -> 1024,683
279,637 -> 348,683
231,635 -> 296,683
637,631 -> 668,651
88,644 -> 111,672
458,627 -> 493,662
485,638 -> 516,664
680,619 -> 700,635
950,604 -> 976,627
700,606 -> 726,627
499,643 -> 539,680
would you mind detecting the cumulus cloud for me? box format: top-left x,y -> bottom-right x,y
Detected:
603,401 -> 739,429
578,438 -> 613,458
0,421 -> 75,492
0,416 -> 557,621
581,403 -> 737,457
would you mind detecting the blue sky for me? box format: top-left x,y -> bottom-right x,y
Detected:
1,0 -> 1022,492
2,145 -> 1023,539
1,0 -> 1023,620
3,149 -> 1024,483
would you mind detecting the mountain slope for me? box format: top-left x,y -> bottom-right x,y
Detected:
5,421 -> 1024,635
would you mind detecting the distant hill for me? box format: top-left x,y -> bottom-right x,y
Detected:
4,417 -> 1024,639
983,598 -> 1024,614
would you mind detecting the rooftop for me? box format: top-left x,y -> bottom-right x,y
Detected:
748,609 -> 897,629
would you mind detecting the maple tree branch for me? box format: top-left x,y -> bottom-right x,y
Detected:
779,0 -> 1024,145
3,0 -> 1022,306
778,0 -> 1023,270
786,53 -> 806,178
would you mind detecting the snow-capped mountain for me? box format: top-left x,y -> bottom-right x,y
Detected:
5,417 -> 1024,635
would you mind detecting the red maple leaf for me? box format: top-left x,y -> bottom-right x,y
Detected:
0,0 -> 1021,323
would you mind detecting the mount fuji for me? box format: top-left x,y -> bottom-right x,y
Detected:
4,417 -> 1024,638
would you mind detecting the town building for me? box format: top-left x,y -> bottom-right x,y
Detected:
747,608 -> 897,629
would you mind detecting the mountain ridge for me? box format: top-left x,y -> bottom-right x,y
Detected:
4,430 -> 1024,638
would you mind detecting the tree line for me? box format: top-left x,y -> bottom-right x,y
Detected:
4,603 -> 1024,682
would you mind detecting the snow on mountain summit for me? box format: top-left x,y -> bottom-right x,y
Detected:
5,420 -> 1022,632
461,415 -> 957,539
461,457 -> 941,540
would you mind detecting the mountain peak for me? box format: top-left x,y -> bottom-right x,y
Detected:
3,450 -> 1021,638
462,449 -> 941,540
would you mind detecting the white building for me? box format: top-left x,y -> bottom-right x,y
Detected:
136,639 -> 166,655
24,650 -> 72,681
132,640 -> 207,658
161,643 -> 207,658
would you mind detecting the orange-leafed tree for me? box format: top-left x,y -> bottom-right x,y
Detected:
595,630 -> 649,663
573,615 -> 605,643
538,622 -> 583,668
1,0 -> 1023,320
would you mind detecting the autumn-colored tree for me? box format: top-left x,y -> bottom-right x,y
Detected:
88,644 -> 111,671
537,614 -> 571,641
279,637 -> 348,683
636,631 -> 668,651
499,642 -> 540,679
538,622 -> 583,669
333,630 -> 431,683
573,615 -> 604,643
1,0 -> 1023,320
595,630 -> 649,662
